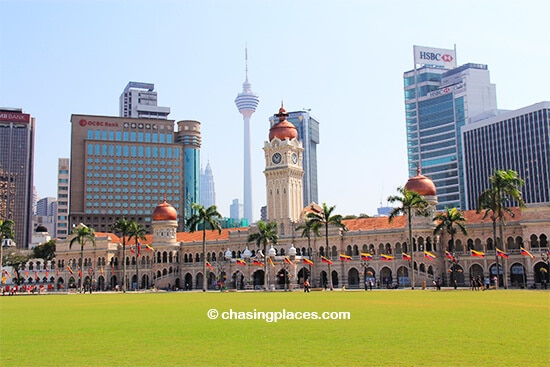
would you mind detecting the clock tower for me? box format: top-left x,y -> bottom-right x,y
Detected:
264,105 -> 304,235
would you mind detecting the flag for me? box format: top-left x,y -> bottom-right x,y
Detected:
145,244 -> 154,252
236,259 -> 246,266
100,266 -> 105,275
302,258 -> 314,266
206,261 -> 215,271
253,260 -> 265,267
284,256 -> 296,266
35,272 -> 39,280
380,254 -> 394,261
67,265 -> 73,274
360,252 -> 373,261
520,247 -> 534,259
470,249 -> 485,258
78,269 -> 82,277
339,254 -> 352,262
496,247 -> 509,259
445,251 -> 455,262
424,251 -> 436,260
267,257 -> 275,267
321,256 -> 333,265
25,271 -> 29,278
137,243 -> 141,258
130,248 -> 135,255
45,271 -> 49,278
3,270 -> 11,278
402,253 -> 412,261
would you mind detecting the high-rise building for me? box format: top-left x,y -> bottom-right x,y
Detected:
69,114 -> 184,233
235,48 -> 259,224
0,108 -> 35,247
462,101 -> 550,209
176,120 -> 201,225
403,45 -> 497,209
200,161 -> 216,209
269,110 -> 319,206
229,199 -> 242,220
56,158 -> 70,239
119,82 -> 171,119
36,197 -> 56,216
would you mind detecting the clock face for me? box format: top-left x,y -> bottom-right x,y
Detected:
291,152 -> 298,164
272,152 -> 282,164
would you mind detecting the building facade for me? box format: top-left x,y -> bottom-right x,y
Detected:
68,114 -> 185,233
264,105 -> 304,236
462,102 -> 550,209
269,110 -> 319,206
404,45 -> 497,210
119,82 -> 170,119
56,158 -> 70,239
0,108 -> 35,247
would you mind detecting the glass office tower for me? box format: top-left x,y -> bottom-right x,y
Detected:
404,46 -> 496,209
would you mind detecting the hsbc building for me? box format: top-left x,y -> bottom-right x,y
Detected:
403,46 -> 497,210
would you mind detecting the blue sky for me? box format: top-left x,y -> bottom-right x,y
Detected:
1,0 -> 548,219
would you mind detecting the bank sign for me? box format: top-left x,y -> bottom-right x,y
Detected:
414,45 -> 456,68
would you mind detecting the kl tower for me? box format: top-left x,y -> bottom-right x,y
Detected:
235,47 -> 259,224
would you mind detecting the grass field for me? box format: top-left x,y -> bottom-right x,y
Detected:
1,289 -> 549,367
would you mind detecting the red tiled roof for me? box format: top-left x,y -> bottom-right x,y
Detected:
343,216 -> 406,231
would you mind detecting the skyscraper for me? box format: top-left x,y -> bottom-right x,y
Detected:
0,108 -> 35,247
176,120 -> 201,224
69,114 -> 184,233
119,82 -> 171,119
56,158 -> 70,239
403,45 -> 497,209
235,48 -> 259,223
200,161 -> 216,209
269,110 -> 319,206
462,101 -> 550,209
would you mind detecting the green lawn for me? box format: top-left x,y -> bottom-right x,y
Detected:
1,289 -> 549,367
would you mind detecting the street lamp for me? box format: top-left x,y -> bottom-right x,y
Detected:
242,246 -> 252,289
267,245 -> 276,291
288,243 -> 297,290
221,248 -> 232,291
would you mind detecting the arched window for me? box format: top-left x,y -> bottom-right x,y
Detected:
531,234 -> 539,248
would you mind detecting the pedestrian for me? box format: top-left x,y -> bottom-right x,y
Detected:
304,279 -> 310,293
369,280 -> 373,291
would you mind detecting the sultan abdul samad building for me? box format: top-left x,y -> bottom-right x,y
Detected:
48,105 -> 550,291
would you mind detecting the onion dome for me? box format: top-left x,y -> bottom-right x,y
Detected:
269,105 -> 298,141
35,224 -> 48,233
404,168 -> 437,196
152,198 -> 178,221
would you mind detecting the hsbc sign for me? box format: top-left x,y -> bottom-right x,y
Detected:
414,45 -> 457,68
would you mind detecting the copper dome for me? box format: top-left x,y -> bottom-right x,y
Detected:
404,169 -> 437,196
152,199 -> 178,221
269,105 -> 298,141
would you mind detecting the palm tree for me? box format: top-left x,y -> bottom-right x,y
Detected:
433,207 -> 467,252
477,169 -> 525,289
388,187 -> 429,290
0,219 -> 15,273
111,217 -> 132,292
433,207 -> 467,285
187,203 -> 222,292
248,220 -> 279,291
305,203 -> 348,290
69,223 -> 96,293
128,221 -> 147,291
0,219 -> 15,243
